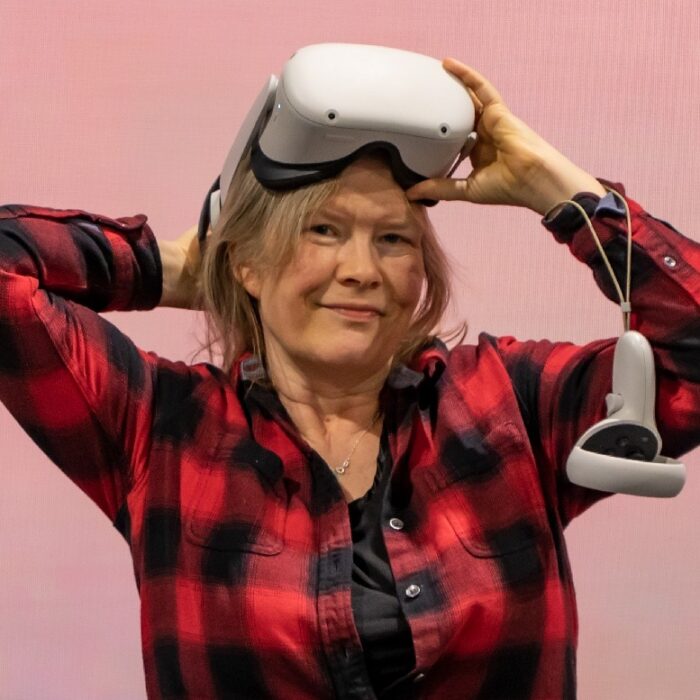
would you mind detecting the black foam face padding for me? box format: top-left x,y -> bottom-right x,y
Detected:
250,139 -> 429,191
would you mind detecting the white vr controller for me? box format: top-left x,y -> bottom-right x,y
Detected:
566,330 -> 686,497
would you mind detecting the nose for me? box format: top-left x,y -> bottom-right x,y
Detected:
336,234 -> 382,287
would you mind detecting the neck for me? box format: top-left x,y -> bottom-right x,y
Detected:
264,347 -> 389,444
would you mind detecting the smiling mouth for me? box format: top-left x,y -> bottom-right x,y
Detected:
324,306 -> 382,320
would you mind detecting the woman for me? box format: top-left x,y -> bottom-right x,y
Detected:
1,59 -> 698,699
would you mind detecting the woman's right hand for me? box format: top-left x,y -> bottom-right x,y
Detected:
158,225 -> 204,309
405,58 -> 606,215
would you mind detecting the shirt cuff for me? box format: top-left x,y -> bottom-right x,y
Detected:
542,189 -> 626,241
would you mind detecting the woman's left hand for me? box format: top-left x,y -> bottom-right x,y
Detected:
405,58 -> 607,215
158,225 -> 204,309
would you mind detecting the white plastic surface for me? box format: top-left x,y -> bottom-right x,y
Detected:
281,44 -> 472,135
567,447 -> 686,497
258,43 -> 475,176
211,75 -> 278,228
610,330 -> 657,426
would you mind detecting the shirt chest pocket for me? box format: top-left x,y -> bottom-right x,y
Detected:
422,421 -> 551,588
184,435 -> 287,556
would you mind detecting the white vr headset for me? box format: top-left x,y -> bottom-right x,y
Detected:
197,43 -> 477,243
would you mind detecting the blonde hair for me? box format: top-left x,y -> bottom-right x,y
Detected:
198,150 -> 466,374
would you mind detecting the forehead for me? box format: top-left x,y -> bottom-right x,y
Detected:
316,156 -> 421,223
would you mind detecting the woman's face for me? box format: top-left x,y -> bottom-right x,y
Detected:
240,155 -> 428,381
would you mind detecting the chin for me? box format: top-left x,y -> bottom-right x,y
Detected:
309,346 -> 389,372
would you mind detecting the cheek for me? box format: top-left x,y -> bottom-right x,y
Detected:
259,255 -> 326,319
394,258 -> 426,306
284,245 -> 333,292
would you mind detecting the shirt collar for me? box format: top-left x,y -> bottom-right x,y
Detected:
235,337 -> 449,390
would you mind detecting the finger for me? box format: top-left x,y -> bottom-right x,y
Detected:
442,58 -> 504,108
465,85 -> 485,130
466,85 -> 483,115
405,177 -> 471,203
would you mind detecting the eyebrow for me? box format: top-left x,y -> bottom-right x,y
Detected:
312,205 -> 420,230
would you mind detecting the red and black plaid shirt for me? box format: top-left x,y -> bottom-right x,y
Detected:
1,185 -> 698,699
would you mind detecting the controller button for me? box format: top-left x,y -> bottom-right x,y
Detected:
605,393 -> 625,414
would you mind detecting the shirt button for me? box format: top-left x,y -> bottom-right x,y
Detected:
663,255 -> 677,268
389,517 -> 405,531
405,583 -> 421,599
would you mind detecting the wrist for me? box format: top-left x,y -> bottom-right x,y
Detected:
527,154 -> 607,216
157,239 -> 192,309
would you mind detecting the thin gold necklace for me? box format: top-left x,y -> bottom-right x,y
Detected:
334,410 -> 382,476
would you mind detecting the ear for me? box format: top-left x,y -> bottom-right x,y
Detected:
234,264 -> 262,300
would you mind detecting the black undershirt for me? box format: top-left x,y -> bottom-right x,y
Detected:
348,439 -> 416,696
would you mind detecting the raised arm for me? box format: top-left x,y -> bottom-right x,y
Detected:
407,60 -> 700,525
0,205 -> 184,521
489,191 -> 700,524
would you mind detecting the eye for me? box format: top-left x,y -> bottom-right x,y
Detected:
308,224 -> 335,236
380,233 -> 411,245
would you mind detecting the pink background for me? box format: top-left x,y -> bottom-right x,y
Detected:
2,1 -> 699,697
